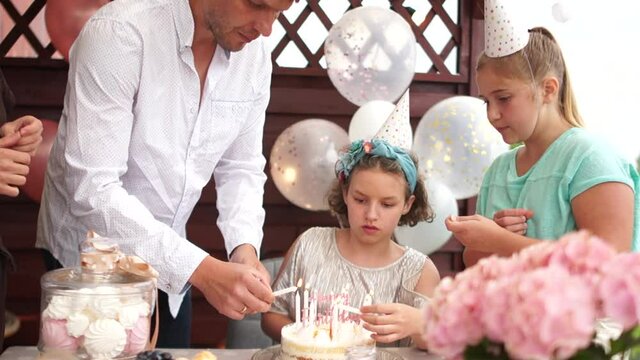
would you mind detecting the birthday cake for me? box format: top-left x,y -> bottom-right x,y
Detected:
280,322 -> 374,360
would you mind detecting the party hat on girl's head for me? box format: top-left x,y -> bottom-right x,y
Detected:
484,0 -> 529,57
372,89 -> 412,150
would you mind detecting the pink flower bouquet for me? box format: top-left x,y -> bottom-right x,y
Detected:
423,231 -> 640,360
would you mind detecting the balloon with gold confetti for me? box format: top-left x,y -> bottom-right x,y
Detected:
413,96 -> 508,200
270,119 -> 350,211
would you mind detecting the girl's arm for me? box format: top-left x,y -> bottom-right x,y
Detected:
410,259 -> 440,349
572,182 -> 634,251
453,181 -> 634,262
460,208 -> 535,267
463,248 -> 493,267
446,214 -> 540,256
261,311 -> 292,341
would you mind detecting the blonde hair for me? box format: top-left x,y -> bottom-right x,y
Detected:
477,27 -> 583,127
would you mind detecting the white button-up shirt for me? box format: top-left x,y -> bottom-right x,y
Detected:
36,0 -> 270,315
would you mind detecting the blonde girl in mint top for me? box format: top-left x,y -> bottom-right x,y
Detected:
446,27 -> 639,266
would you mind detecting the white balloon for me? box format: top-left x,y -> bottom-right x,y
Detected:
269,119 -> 350,211
395,180 -> 458,255
325,6 -> 416,106
413,96 -> 508,200
348,100 -> 396,142
551,1 -> 572,23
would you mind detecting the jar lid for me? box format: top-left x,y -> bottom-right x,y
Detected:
40,231 -> 158,295
41,267 -> 155,296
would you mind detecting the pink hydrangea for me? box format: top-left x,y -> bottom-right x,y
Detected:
423,277 -> 484,359
422,231 -> 636,360
548,231 -> 616,279
598,252 -> 640,330
482,267 -> 595,360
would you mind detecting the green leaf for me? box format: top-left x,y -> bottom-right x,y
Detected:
464,339 -> 510,360
570,345 -> 609,360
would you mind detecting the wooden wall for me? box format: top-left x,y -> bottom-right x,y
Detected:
0,0 -> 485,349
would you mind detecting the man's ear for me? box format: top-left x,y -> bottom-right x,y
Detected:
541,76 -> 560,103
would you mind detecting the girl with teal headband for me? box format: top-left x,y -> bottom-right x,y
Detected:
263,137 -> 440,349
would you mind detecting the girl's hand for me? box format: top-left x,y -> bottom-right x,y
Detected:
360,303 -> 422,344
445,214 -> 503,250
0,116 -> 43,156
493,208 -> 534,235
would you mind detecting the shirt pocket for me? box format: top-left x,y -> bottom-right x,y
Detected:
195,100 -> 255,164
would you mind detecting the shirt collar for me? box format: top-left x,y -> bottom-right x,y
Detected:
173,0 -> 194,50
173,0 -> 231,61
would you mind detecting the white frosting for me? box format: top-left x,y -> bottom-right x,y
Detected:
84,319 -> 127,359
281,322 -> 374,360
65,312 -> 90,337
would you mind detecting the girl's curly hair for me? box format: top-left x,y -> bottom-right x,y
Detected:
327,153 -> 434,228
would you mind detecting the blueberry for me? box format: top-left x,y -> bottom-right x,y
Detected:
160,352 -> 174,360
136,351 -> 154,360
136,350 -> 174,360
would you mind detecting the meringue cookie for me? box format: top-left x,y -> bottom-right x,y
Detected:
66,312 -> 90,337
43,296 -> 73,320
90,296 -> 121,319
84,319 -> 127,359
118,305 -> 142,329
41,318 -> 80,351
123,316 -> 150,355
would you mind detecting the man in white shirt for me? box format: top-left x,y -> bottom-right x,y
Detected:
37,0 -> 294,347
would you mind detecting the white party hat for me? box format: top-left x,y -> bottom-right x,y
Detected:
372,89 -> 412,150
484,0 -> 529,58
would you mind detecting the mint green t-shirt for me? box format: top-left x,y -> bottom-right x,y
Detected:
477,128 -> 640,251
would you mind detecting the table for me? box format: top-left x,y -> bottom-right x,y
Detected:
0,346 -> 442,359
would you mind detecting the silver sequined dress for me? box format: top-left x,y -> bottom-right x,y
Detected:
270,227 -> 430,346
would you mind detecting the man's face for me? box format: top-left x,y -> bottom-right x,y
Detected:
202,0 -> 294,52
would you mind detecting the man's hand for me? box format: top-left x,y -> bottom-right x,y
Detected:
360,303 -> 423,344
229,243 -> 271,286
0,147 -> 30,197
190,256 -> 274,320
493,208 -> 534,235
0,115 -> 43,156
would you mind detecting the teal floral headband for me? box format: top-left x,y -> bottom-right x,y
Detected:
335,139 -> 417,193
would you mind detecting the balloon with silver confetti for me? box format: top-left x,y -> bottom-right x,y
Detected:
270,119 -> 350,211
325,6 -> 417,106
413,96 -> 508,200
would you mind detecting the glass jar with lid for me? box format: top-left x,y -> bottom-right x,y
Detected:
38,236 -> 157,359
